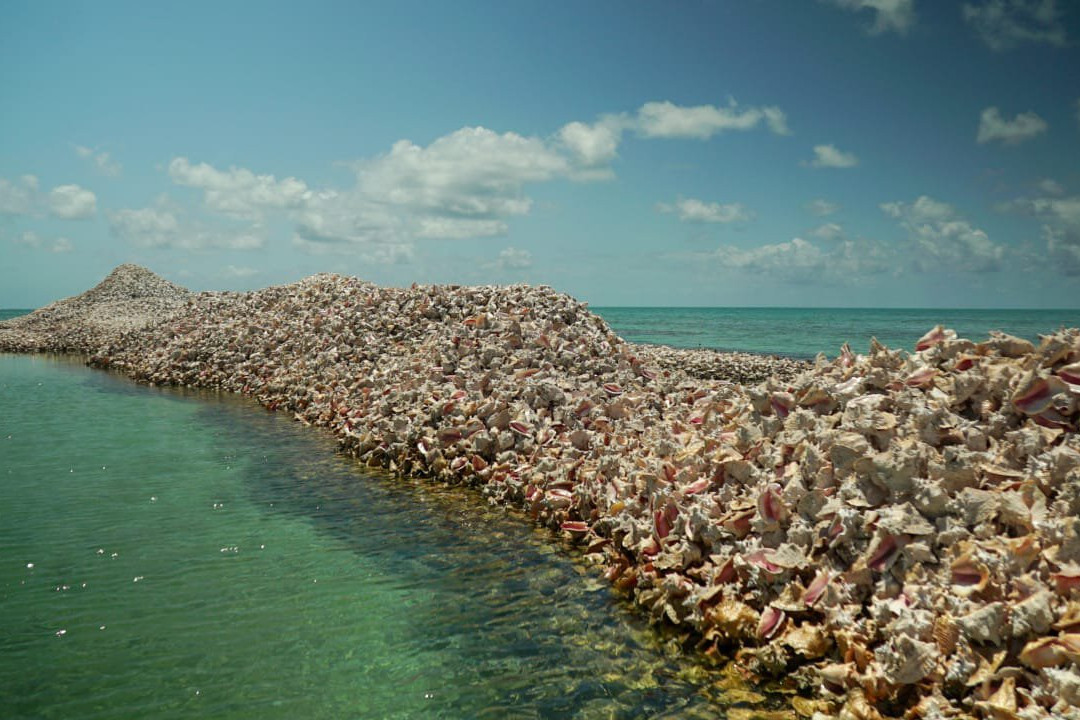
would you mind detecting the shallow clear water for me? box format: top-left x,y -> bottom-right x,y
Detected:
0,354 -> 781,719
594,307 -> 1080,359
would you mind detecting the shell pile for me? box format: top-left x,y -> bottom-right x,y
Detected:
5,266 -> 1080,719
0,264 -> 191,353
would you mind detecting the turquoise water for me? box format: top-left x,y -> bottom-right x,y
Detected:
594,307 -> 1080,359
1,354 -> 772,719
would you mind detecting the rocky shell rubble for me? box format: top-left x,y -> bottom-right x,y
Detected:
13,266 -> 1080,718
634,343 -> 807,386
0,264 -> 191,353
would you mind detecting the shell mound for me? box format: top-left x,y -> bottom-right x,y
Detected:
0,264 -> 191,353
8,266 -> 1077,718
84,273 -> 1080,718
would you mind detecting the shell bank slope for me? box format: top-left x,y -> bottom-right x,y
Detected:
3,265 -> 1080,720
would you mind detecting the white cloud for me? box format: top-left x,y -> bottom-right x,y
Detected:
359,127 -> 569,218
657,198 -> 753,223
1038,178 -> 1065,196
74,145 -> 121,177
108,206 -> 181,248
167,100 -> 792,255
0,175 -> 39,215
109,200 -> 264,250
558,118 -> 623,167
222,265 -> 258,278
48,184 -> 97,219
496,247 -> 533,270
963,0 -> 1067,50
635,100 -> 790,139
415,217 -> 508,239
976,107 -> 1047,145
811,222 -> 845,240
169,157 -> 314,218
806,198 -> 841,216
1002,193 -> 1080,275
881,196 -> 1005,272
826,0 -> 916,34
51,237 -> 74,253
709,236 -> 891,283
13,231 -> 73,253
292,126 -> 573,252
808,144 -> 859,168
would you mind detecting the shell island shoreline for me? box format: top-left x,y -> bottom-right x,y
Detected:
2,265 -> 1079,720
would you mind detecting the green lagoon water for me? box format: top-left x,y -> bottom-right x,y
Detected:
0,353 -> 767,719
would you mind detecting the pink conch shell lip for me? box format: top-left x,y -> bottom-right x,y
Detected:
802,570 -> 833,607
757,606 -> 786,639
560,520 -> 589,534
745,549 -> 783,574
1012,375 -> 1067,415
904,367 -> 938,388
867,533 -> 907,572
683,477 -> 710,495
757,483 -> 787,524
770,392 -> 795,419
654,502 -> 679,540
1058,361 -> 1080,388
915,325 -> 953,351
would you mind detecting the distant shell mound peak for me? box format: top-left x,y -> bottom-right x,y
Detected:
0,264 -> 192,353
82,264 -> 191,302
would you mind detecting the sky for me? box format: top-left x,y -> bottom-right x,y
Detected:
1,0 -> 1079,308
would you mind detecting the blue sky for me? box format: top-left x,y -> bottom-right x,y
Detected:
2,0 -> 1079,308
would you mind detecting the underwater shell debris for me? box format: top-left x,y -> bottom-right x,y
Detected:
6,268 -> 1080,719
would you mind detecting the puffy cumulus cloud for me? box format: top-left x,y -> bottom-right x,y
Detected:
635,100 -> 790,140
51,237 -> 74,253
0,175 -> 38,215
811,222 -> 845,240
222,265 -> 259,279
825,0 -> 916,34
709,236 -> 891,284
416,217 -> 507,239
807,144 -> 859,168
295,126 -> 571,252
172,100 -> 793,254
1038,179 -> 1065,196
881,196 -> 1005,272
74,145 -> 121,177
1001,193 -> 1080,275
48,184 -> 97,219
806,198 -> 841,216
657,198 -> 753,223
12,230 -> 73,253
558,118 -> 623,169
108,206 -> 180,248
496,247 -> 533,270
109,201 -> 264,250
963,0 -> 1067,50
359,127 -> 569,219
976,107 -> 1047,145
169,157 -> 313,218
